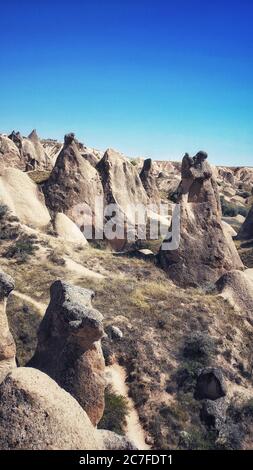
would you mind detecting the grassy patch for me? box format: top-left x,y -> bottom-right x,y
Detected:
98,385 -> 129,435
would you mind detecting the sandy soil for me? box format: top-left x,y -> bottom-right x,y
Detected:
106,363 -> 150,450
12,291 -> 47,316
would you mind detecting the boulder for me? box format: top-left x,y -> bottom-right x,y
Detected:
158,152 -> 243,287
28,280 -> 106,426
194,368 -> 227,400
106,325 -> 123,340
139,158 -> 160,202
0,270 -> 16,383
0,367 -> 102,450
54,212 -> 88,245
98,430 -> 137,450
43,134 -> 103,237
0,168 -> 51,228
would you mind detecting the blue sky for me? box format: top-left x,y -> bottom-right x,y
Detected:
0,0 -> 253,165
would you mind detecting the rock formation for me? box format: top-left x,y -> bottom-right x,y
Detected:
98,430 -> 137,450
54,212 -> 88,246
0,367 -> 102,450
97,148 -> 148,249
5,130 -> 51,171
97,148 -> 148,212
43,134 -> 103,236
22,129 -> 51,171
159,151 -> 243,287
0,135 -> 24,172
28,280 -> 106,426
237,205 -> 253,240
0,270 -> 16,383
139,158 -> 160,202
216,270 -> 253,323
0,168 -> 51,228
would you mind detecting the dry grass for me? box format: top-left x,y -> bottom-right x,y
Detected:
2,230 -> 253,449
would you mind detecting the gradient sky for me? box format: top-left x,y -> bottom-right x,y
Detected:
0,0 -> 253,165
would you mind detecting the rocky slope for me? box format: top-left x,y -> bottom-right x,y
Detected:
1,129 -> 253,450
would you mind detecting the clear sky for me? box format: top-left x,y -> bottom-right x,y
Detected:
0,0 -> 253,165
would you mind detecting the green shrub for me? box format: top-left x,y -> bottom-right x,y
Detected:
181,427 -> 217,450
98,386 -> 129,435
4,237 -> 39,263
183,332 -> 217,364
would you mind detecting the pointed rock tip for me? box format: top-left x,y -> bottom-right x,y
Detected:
64,133 -> 76,146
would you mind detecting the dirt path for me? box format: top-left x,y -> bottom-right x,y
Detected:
12,291 -> 47,316
106,363 -> 150,450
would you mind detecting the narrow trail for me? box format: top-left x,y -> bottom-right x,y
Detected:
106,363 -> 150,450
12,291 -> 47,316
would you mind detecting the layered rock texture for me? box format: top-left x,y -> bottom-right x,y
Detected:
44,134 -> 103,236
28,280 -> 106,426
159,152 -> 243,287
0,367 -> 102,450
0,270 -> 16,383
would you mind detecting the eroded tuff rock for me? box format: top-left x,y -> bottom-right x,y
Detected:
28,280 -> 106,426
159,152 -> 243,287
0,134 -> 24,172
22,129 -> 51,170
237,205 -> 253,240
43,134 -> 103,236
139,158 -> 160,203
6,130 -> 51,171
54,212 -> 88,246
0,367 -> 102,450
0,167 -> 51,228
216,270 -> 253,323
0,270 -> 16,383
97,148 -> 148,249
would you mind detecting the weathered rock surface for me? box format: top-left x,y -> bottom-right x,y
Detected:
159,152 -> 243,287
22,130 -> 51,171
200,397 -> 228,431
98,430 -> 137,450
0,135 -> 24,172
139,158 -> 160,202
97,148 -> 148,249
54,212 -> 88,245
44,134 -> 103,236
0,367 -> 102,450
216,270 -> 253,322
0,168 -> 51,228
237,205 -> 253,240
28,280 -> 106,426
0,270 -> 16,383
194,368 -> 227,400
